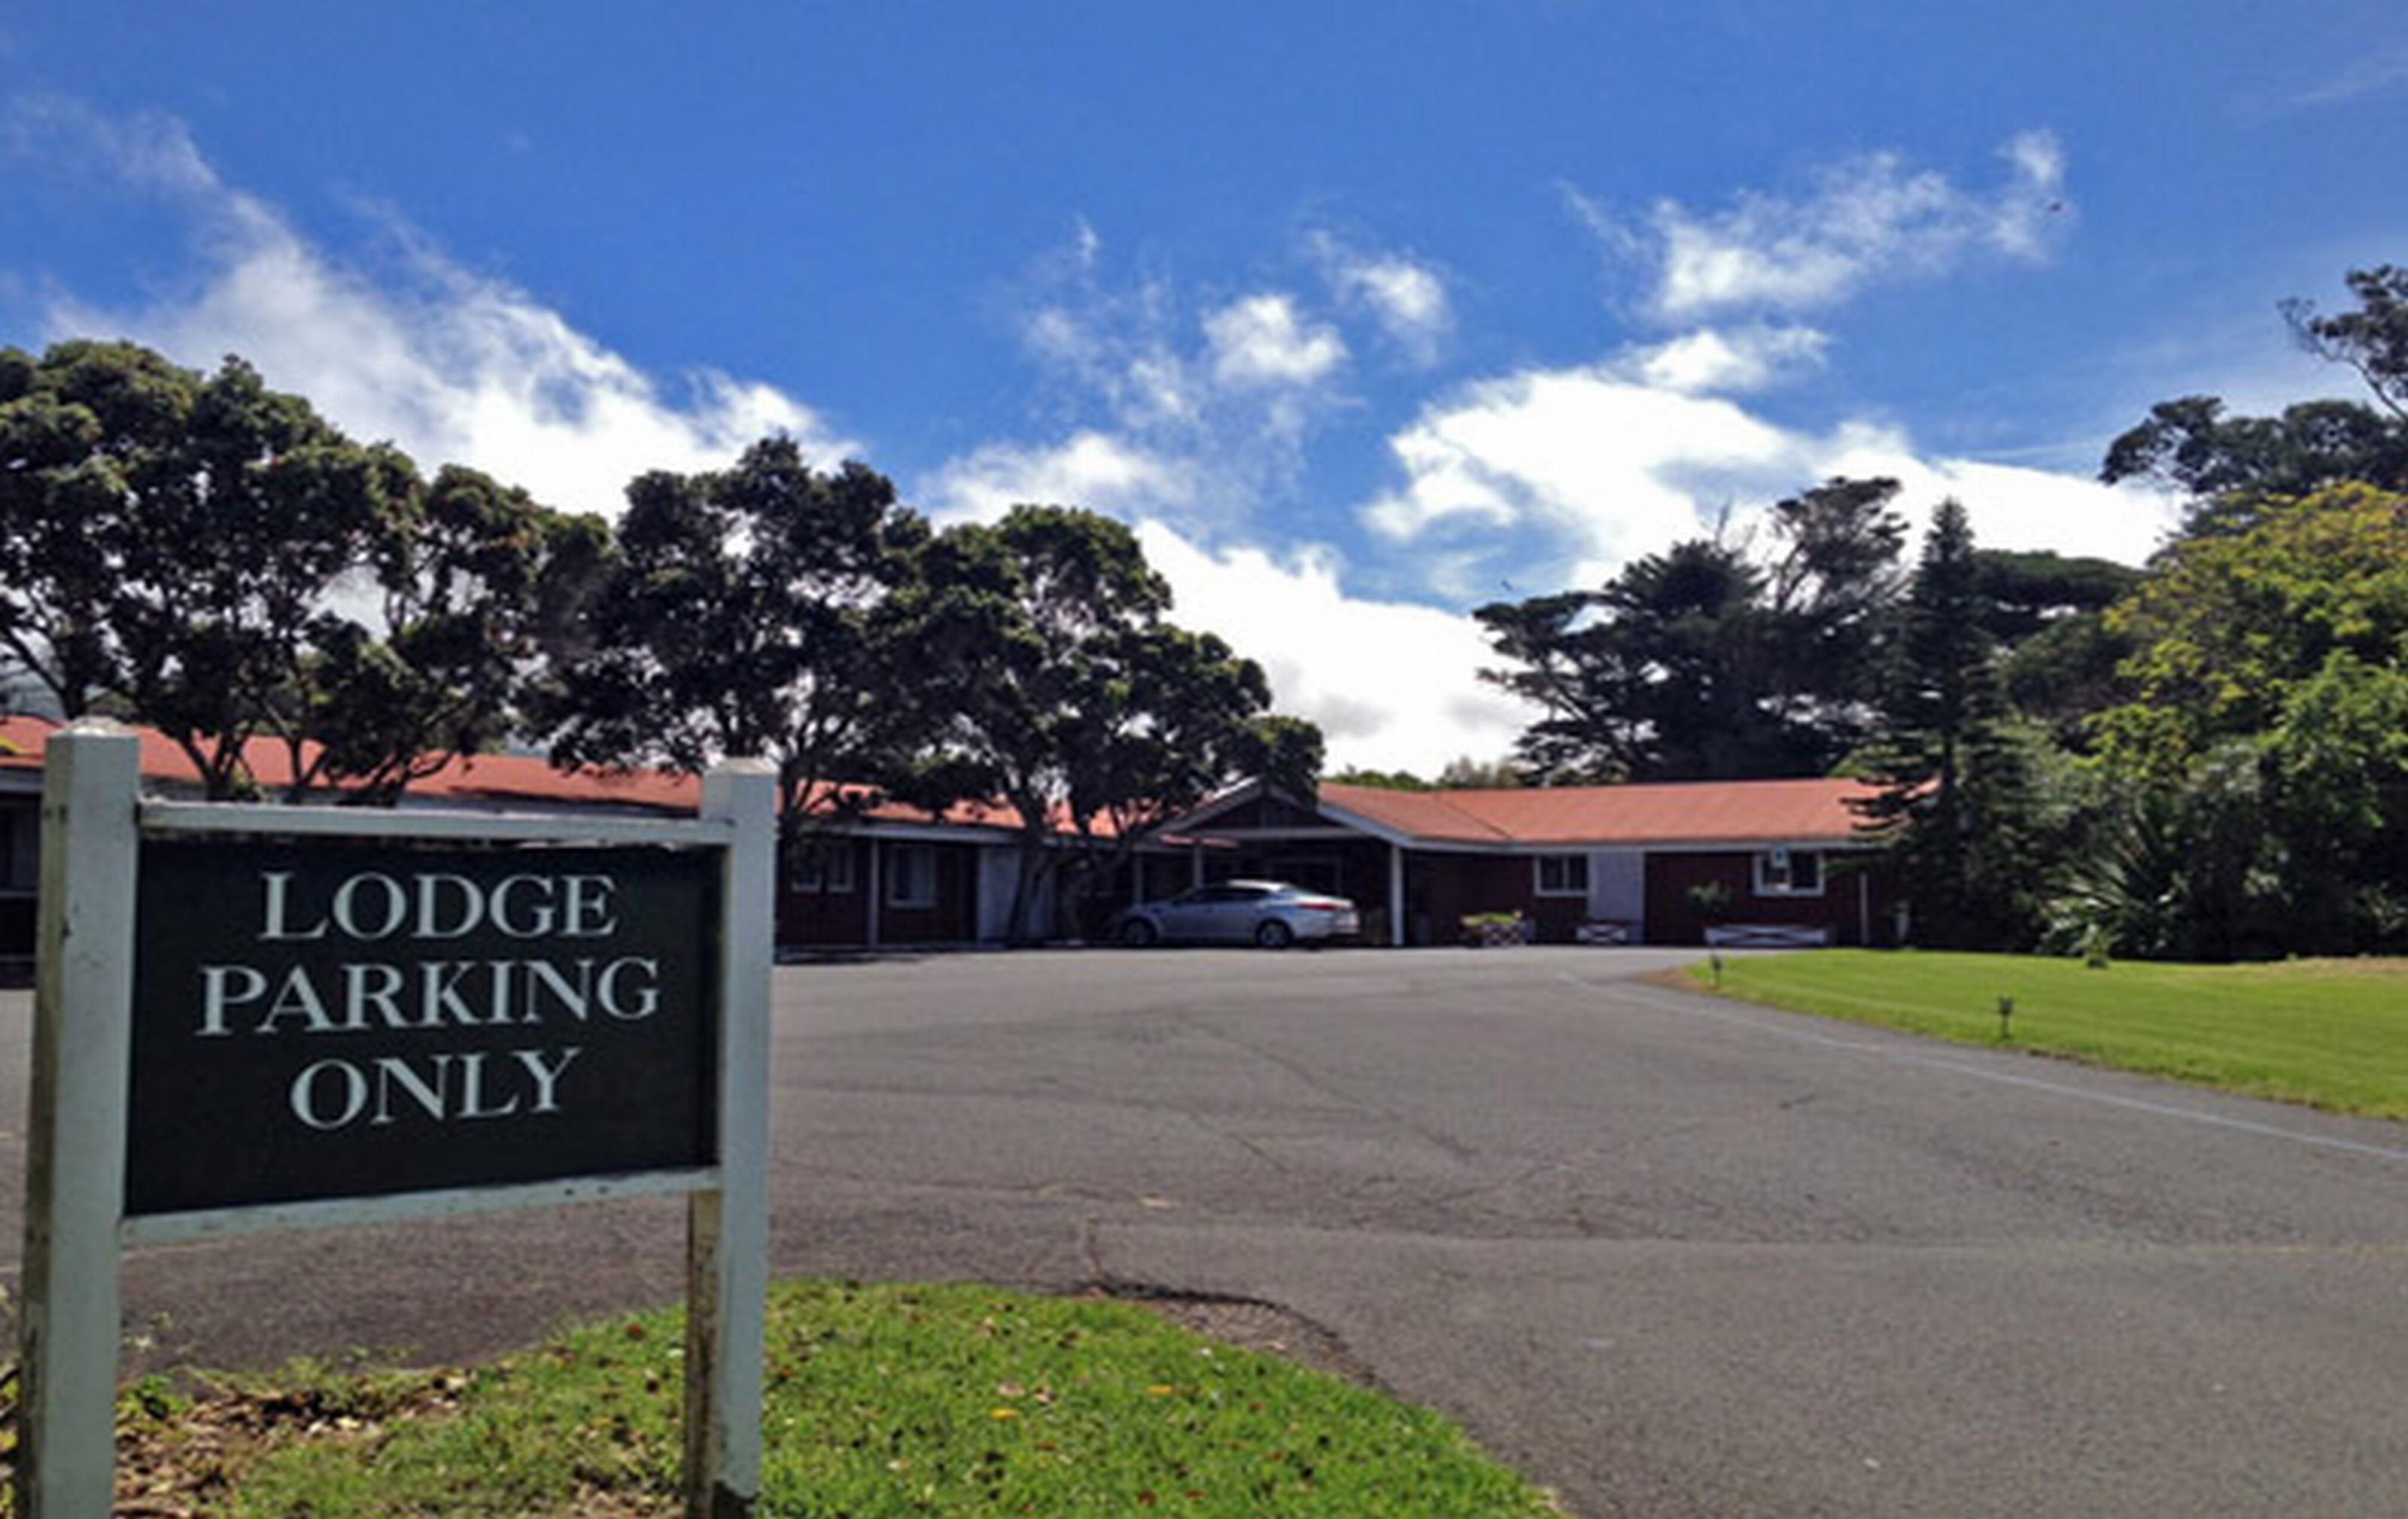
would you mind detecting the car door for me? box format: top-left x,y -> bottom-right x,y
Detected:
1212,884 -> 1273,942
1156,887 -> 1223,941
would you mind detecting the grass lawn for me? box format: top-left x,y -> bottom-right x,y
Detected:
84,1280 -> 1558,1517
1686,951 -> 2408,1119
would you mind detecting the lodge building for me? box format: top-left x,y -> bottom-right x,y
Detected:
0,716 -> 1897,973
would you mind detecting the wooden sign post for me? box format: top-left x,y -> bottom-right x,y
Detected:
14,723 -> 775,1517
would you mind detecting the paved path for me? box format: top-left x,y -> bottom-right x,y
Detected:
3,949 -> 2403,1515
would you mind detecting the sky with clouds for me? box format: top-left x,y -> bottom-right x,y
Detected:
5,2 -> 2403,772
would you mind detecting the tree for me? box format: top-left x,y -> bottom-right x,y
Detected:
2103,267 -> 2408,533
0,341 -> 424,796
907,506 -> 1309,942
2075,484 -> 2408,957
309,467 -> 613,802
2099,395 -> 2408,531
2,339 -> 610,802
546,438 -> 933,833
0,341 -> 168,717
1477,477 -> 1908,781
2094,482 -> 2408,776
1435,755 -> 1525,789
1849,501 -> 2043,948
1969,548 -> 2145,747
2284,264 -> 2408,421
1328,766 -> 1433,790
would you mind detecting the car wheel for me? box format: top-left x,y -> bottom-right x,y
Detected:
1254,919 -> 1294,949
1118,918 -> 1159,948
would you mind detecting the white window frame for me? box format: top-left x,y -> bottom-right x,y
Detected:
885,842 -> 938,909
1753,847 -> 1825,898
1534,852 -> 1590,898
791,839 -> 857,894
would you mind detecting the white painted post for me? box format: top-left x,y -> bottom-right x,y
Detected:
686,759 -> 776,1518
17,725 -> 141,1517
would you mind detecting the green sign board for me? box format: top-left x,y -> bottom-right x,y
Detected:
126,839 -> 721,1216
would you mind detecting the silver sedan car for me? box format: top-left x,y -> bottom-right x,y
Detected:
1110,879 -> 1361,948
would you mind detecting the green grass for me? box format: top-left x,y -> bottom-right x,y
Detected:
205,1280 -> 1557,1517
1687,951 -> 2408,1119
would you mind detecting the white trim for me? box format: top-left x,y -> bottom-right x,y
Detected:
1752,846 -> 1828,898
1155,777 -> 1269,833
790,839 -> 857,893
1534,852 -> 1591,897
124,1168 -> 719,1245
141,799 -> 735,848
885,842 -> 939,909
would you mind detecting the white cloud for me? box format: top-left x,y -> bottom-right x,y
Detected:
2296,43 -> 2408,105
1136,522 -> 1537,774
1625,324 -> 1830,394
921,431 -> 1193,524
1312,234 -> 1455,365
1359,361 -> 2180,587
1361,365 -> 1798,559
25,107 -> 850,516
1591,132 -> 2072,322
1202,293 -> 1348,388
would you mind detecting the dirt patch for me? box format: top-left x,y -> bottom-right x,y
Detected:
1091,1286 -> 1379,1387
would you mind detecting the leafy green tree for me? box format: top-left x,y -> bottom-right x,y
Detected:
1850,501 -> 2044,948
2104,268 -> 2408,534
546,437 -> 933,834
1434,755 -> 1523,789
2,339 -> 610,802
1965,548 -> 2145,745
907,506 -> 1310,942
0,341 -> 422,796
2283,264 -> 2408,420
2095,482 -> 2408,775
309,467 -> 613,801
2061,485 -> 2408,958
1477,477 -> 1908,781
2048,744 -> 2286,962
0,341 -> 179,717
2099,396 -> 2408,530
1328,766 -> 1432,790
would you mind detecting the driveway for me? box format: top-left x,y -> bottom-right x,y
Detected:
4,948 -> 2404,1515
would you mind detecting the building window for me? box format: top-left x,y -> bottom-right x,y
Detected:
886,844 -> 938,909
792,839 -> 856,894
1534,853 -> 1590,896
1754,848 -> 1824,897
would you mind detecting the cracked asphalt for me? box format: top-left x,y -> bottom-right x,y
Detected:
5,948 -> 2405,1515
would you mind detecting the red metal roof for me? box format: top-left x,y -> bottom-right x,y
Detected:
0,716 -> 1065,834
2,716 -> 1872,847
1319,776 -> 1872,846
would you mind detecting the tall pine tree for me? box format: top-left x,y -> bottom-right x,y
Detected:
1850,500 -> 2043,948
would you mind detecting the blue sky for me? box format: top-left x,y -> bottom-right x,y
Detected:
5,2 -> 2403,770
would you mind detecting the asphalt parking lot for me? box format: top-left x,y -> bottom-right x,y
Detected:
5,947 -> 2404,1516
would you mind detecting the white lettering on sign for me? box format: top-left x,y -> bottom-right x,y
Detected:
197,866 -> 663,1132
260,870 -> 622,944
194,957 -> 661,1034
287,1047 -> 585,1130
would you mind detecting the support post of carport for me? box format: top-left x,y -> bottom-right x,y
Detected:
866,839 -> 883,948
1388,842 -> 1406,947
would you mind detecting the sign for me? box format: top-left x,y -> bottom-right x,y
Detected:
128,840 -> 720,1216
14,726 -> 775,1517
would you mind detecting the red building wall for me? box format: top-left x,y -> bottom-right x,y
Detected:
775,837 -> 984,948
1643,850 -> 1890,946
